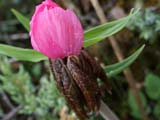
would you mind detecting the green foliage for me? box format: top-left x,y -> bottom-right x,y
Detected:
144,73 -> 160,99
0,57 -> 66,119
128,72 -> 160,119
105,45 -> 145,77
128,90 -> 147,119
153,102 -> 160,118
128,9 -> 160,43
11,9 -> 30,31
0,58 -> 35,107
31,64 -> 42,77
36,75 -> 65,116
0,44 -> 47,62
84,9 -> 139,47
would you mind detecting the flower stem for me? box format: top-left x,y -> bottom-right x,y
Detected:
99,101 -> 119,120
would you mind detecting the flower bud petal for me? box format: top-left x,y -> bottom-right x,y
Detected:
30,0 -> 83,59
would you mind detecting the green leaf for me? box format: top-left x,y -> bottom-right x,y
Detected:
144,73 -> 160,99
84,9 -> 139,47
153,102 -> 160,118
0,44 -> 47,62
105,45 -> 145,77
11,9 -> 30,31
128,90 -> 147,119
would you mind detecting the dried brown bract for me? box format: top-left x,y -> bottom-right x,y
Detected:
49,50 -> 111,120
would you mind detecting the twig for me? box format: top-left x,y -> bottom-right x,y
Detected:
0,91 -> 14,110
99,101 -> 119,120
90,0 -> 149,120
2,105 -> 22,120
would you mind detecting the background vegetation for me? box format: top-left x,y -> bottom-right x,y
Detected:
0,0 -> 160,120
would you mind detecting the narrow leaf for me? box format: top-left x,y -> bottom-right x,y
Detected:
105,45 -> 145,77
84,9 -> 139,47
11,9 -> 30,31
0,44 -> 47,62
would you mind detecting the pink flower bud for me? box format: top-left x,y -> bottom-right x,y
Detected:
30,0 -> 84,59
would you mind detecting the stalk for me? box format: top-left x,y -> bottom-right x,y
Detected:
99,101 -> 119,120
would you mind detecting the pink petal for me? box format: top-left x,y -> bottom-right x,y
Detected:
47,7 -> 83,56
30,1 -> 84,58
